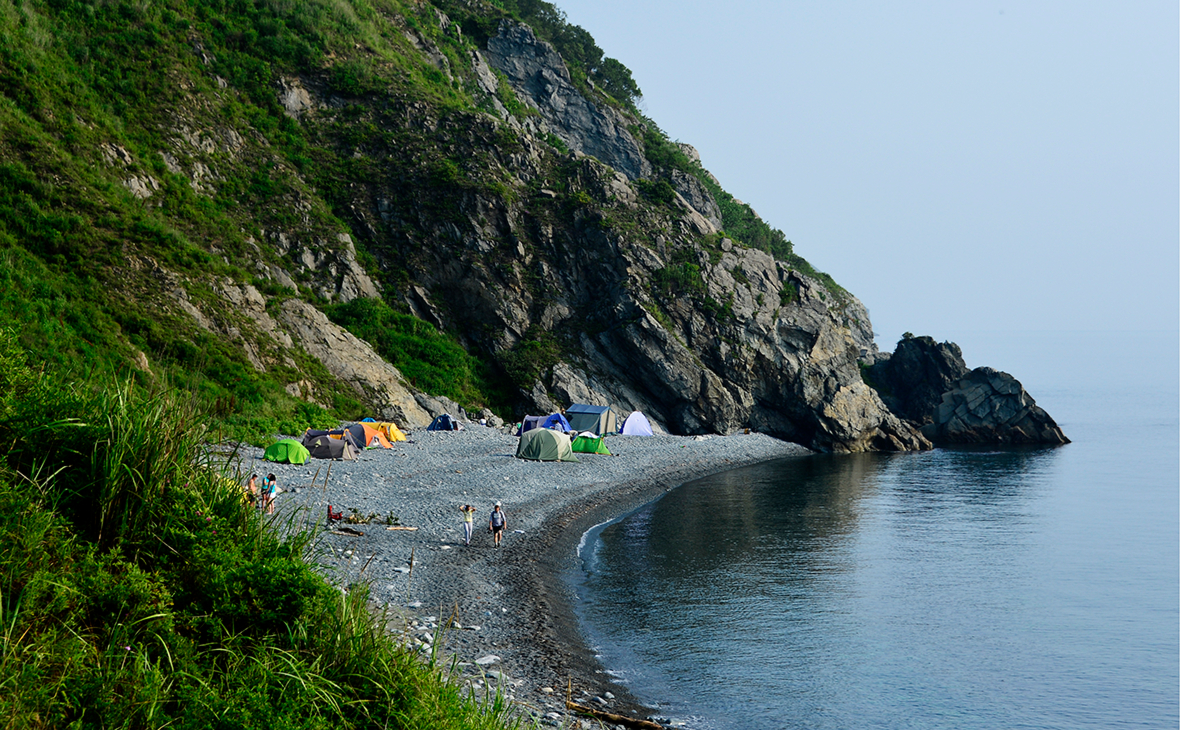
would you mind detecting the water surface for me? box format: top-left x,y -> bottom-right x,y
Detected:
574,332 -> 1179,729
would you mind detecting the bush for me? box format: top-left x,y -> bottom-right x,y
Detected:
0,331 -> 520,729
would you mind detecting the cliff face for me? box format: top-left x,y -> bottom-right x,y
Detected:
0,1 -> 932,451
333,19 -> 928,451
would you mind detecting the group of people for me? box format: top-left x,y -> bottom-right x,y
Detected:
458,502 -> 507,547
246,473 -> 277,514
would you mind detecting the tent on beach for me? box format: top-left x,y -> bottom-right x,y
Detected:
345,423 -> 392,449
368,421 -> 407,442
516,428 -> 579,462
565,404 -> 617,436
301,428 -> 363,451
619,411 -> 654,436
571,433 -> 611,455
540,412 -> 572,432
428,414 -> 463,431
305,435 -> 356,461
517,415 -> 545,436
263,438 -> 310,464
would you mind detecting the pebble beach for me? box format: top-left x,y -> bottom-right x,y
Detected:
239,426 -> 809,727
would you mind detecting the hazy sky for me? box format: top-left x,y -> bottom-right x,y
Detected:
554,1 -> 1178,362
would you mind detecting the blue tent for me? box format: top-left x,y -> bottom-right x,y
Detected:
541,412 -> 572,432
361,417 -> 376,422
428,414 -> 463,431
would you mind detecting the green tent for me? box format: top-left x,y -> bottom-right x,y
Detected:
571,434 -> 611,455
264,438 -> 310,464
516,428 -> 579,462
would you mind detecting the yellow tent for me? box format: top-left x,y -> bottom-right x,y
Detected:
371,421 -> 407,442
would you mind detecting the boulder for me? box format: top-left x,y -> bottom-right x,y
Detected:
921,367 -> 1070,445
276,300 -> 432,428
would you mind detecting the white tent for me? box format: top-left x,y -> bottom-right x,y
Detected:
619,411 -> 654,436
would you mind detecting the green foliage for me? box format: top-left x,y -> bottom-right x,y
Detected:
330,59 -> 382,97
652,247 -> 706,296
494,69 -> 533,118
544,132 -> 568,154
635,178 -> 676,206
498,327 -> 561,388
0,333 -> 519,729
780,281 -> 800,306
326,298 -> 507,414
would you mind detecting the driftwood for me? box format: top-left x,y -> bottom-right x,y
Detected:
565,701 -> 663,730
385,526 -> 418,531
332,527 -> 364,536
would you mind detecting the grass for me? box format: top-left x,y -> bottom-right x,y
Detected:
0,329 -> 524,728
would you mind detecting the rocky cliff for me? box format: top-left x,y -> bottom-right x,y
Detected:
869,335 -> 1068,445
6,0 -> 1037,452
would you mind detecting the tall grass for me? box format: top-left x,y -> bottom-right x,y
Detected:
0,330 -> 523,729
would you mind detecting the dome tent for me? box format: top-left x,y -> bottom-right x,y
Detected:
304,435 -> 356,460
571,433 -> 611,455
263,438 -> 310,464
428,414 -> 463,431
515,428 -> 579,462
619,411 -> 654,436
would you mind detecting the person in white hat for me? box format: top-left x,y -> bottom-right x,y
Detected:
488,502 -> 506,547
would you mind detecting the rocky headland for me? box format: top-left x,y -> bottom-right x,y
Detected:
867,334 -> 1069,445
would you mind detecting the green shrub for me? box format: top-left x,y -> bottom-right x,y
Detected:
326,298 -> 507,413
0,332 -> 519,729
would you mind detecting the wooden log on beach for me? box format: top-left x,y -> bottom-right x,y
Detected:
565,701 -> 664,729
385,526 -> 418,531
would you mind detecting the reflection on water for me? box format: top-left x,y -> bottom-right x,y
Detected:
574,436 -> 1177,730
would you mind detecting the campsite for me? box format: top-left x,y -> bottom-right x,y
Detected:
234,406 -> 804,725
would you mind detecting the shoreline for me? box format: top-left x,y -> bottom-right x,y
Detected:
246,428 -> 810,726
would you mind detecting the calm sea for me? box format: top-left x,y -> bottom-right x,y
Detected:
572,331 -> 1179,730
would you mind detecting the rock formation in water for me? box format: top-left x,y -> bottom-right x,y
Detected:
869,335 -> 1068,445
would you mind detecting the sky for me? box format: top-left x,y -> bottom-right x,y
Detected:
553,1 -> 1178,375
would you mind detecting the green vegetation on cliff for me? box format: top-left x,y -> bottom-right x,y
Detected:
0,0 -> 841,440
0,330 -> 515,728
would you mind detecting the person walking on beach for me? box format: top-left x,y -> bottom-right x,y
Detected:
459,504 -> 477,546
489,502 -> 506,547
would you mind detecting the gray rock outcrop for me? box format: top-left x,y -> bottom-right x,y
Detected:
276,300 -> 432,428
483,20 -> 651,180
921,367 -> 1069,445
868,335 -> 969,423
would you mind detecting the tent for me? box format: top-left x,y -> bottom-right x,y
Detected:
565,404 -> 617,436
428,414 -> 463,431
517,415 -> 546,436
571,433 -> 611,455
302,428 -> 362,451
346,423 -> 391,449
369,421 -> 407,442
619,411 -> 654,436
305,435 -> 356,460
264,438 -> 310,464
361,417 -> 376,422
516,428 -> 579,462
541,412 -> 573,432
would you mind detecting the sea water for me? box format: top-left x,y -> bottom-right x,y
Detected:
572,331 -> 1179,729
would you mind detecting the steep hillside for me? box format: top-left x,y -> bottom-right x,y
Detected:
0,0 -> 926,451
